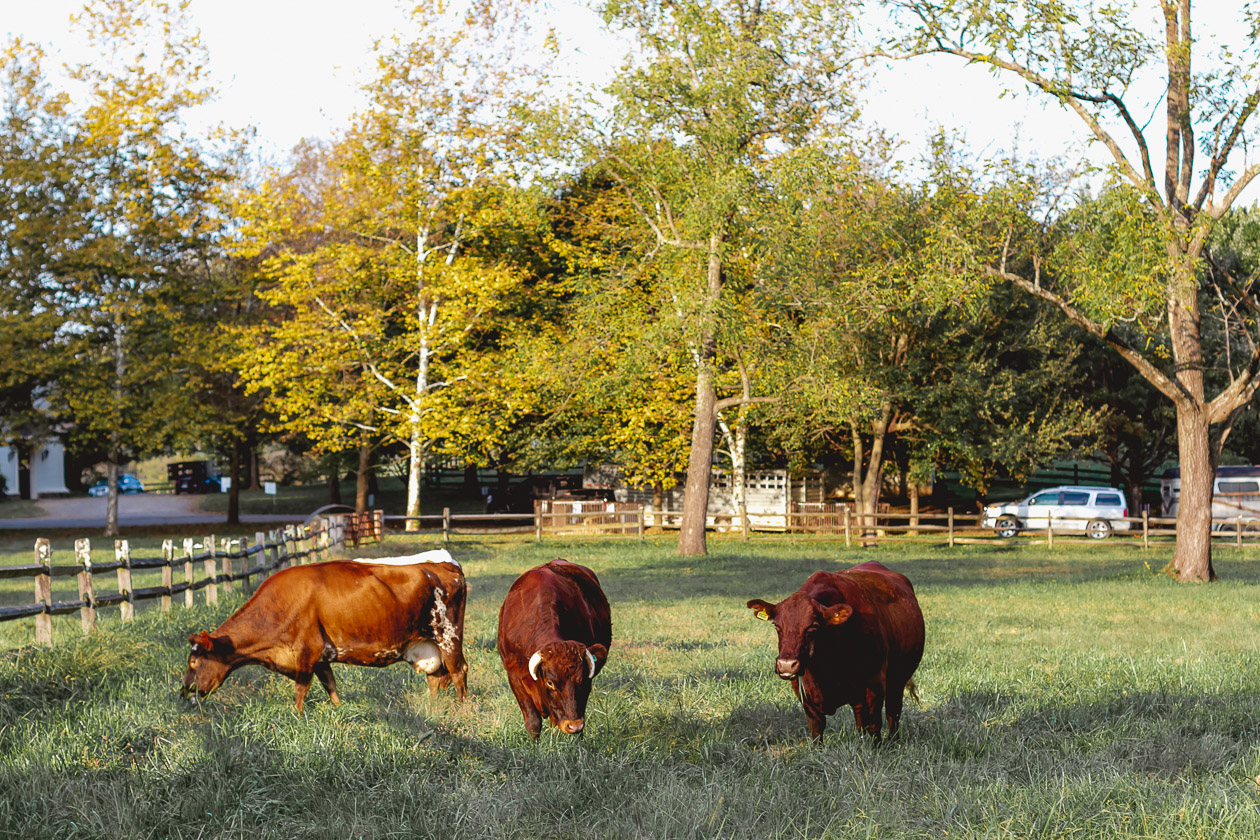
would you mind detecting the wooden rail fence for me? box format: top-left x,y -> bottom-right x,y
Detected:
0,511 -> 383,647
387,504 -> 1260,549
386,505 -> 647,540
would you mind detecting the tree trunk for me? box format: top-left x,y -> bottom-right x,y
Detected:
678,232 -> 725,557
226,438 -> 241,525
104,458 -> 119,538
405,434 -> 425,530
717,405 -> 750,538
247,447 -> 260,491
355,441 -> 371,514
105,312 -> 124,538
851,403 -> 893,544
679,363 -> 718,555
1169,404 -> 1216,581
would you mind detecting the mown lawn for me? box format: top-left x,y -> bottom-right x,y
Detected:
2,536 -> 1260,839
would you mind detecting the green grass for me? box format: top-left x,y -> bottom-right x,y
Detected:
3,537 -> 1260,838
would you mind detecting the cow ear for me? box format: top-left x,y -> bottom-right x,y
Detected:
188,631 -> 213,651
824,604 -> 854,626
586,644 -> 608,678
746,599 -> 775,621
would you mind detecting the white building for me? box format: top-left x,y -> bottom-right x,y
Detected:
0,441 -> 71,499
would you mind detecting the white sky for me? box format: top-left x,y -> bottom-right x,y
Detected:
3,0 -> 1257,192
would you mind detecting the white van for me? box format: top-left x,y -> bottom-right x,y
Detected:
1160,465 -> 1260,526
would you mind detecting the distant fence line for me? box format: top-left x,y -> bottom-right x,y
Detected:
0,511 -> 384,648
387,501 -> 1260,548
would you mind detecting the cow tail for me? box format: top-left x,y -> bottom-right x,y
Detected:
905,677 -> 922,706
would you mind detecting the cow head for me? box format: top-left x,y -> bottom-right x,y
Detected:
181,631 -> 235,702
526,640 -> 608,734
747,594 -> 853,679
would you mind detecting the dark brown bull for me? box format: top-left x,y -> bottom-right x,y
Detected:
182,550 -> 468,711
497,559 -> 611,739
747,561 -> 924,743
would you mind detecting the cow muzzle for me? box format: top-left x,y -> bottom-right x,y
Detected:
559,718 -> 585,735
775,658 -> 801,679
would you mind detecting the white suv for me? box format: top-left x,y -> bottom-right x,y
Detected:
982,486 -> 1130,539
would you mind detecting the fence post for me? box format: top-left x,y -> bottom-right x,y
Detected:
221,537 -> 234,593
255,531 -> 267,579
1238,515 -> 1243,547
443,507 -> 451,544
183,538 -> 196,609
1143,509 -> 1150,550
1047,520 -> 1054,549
638,505 -> 645,540
947,508 -> 955,548
75,538 -> 96,636
34,538 -> 52,646
535,506 -> 543,542
843,506 -> 851,548
267,530 -> 280,572
161,539 -> 173,612
115,539 -> 133,622
205,534 -> 218,606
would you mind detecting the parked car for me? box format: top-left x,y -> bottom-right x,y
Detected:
982,485 -> 1130,539
87,474 -> 145,496
167,460 -> 221,494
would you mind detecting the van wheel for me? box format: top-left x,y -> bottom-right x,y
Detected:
994,517 -> 1020,539
1086,519 -> 1112,540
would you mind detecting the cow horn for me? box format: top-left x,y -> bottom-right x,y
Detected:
584,648 -> 597,679
528,651 -> 543,681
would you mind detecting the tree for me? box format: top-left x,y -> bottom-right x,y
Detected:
761,146 -> 1097,529
3,1 -> 235,534
0,41 -> 74,463
327,0 -> 549,529
885,1 -> 1260,580
564,0 -> 856,555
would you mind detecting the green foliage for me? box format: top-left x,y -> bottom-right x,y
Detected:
759,143 -> 1097,492
1050,184 -> 1172,332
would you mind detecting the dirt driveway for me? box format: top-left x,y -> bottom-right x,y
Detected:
0,493 -> 305,529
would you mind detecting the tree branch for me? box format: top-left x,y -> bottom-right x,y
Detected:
987,266 -> 1189,404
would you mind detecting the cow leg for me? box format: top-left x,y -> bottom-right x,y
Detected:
854,686 -> 885,742
507,672 -> 543,740
885,681 -> 906,739
805,710 -> 827,744
426,672 -> 452,697
293,672 -> 314,713
314,664 -> 341,706
439,648 -> 469,702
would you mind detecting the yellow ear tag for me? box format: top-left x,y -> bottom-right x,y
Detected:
754,608 -> 770,621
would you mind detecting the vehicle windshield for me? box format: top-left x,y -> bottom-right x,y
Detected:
1026,492 -> 1057,506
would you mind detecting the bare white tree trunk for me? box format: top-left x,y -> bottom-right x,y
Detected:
717,409 -> 749,538
404,214 -> 461,532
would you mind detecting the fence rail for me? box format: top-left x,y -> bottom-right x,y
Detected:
0,511 -> 384,647
384,504 -> 1260,549
385,507 -> 647,540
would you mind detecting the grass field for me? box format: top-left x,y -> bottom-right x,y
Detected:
2,537 -> 1260,839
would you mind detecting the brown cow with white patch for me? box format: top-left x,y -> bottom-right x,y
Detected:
747,561 -> 924,743
182,549 -> 468,711
497,559 -> 611,739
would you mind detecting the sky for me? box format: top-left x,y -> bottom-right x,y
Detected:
2,0 -> 1257,190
